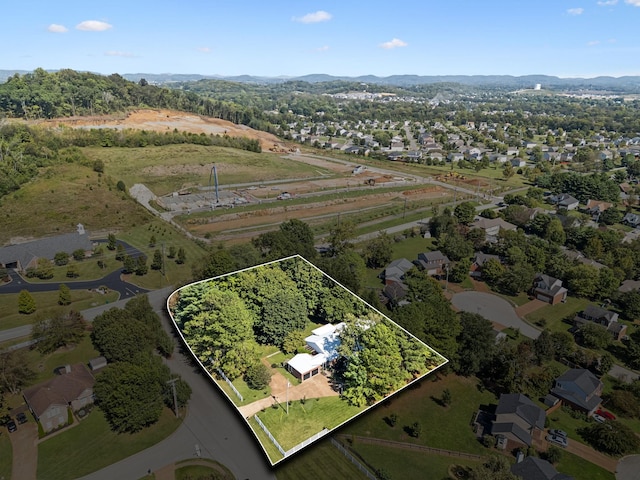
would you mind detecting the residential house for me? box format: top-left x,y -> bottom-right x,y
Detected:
469,217 -> 518,243
511,158 -> 527,168
550,368 -> 603,416
287,323 -> 345,382
584,200 -> 613,220
574,304 -> 628,341
623,212 -> 640,227
618,279 -> 640,293
0,224 -> 93,271
447,152 -> 464,163
562,249 -> 605,270
549,193 -> 579,211
381,258 -> 414,285
405,151 -> 422,162
470,252 -> 501,278
389,140 -> 405,151
532,274 -> 568,305
415,251 -> 450,277
23,364 -> 95,433
491,393 -> 546,450
511,457 -> 574,480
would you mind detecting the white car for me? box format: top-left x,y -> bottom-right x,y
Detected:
592,414 -> 606,423
546,434 -> 568,448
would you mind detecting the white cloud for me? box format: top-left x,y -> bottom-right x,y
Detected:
104,51 -> 135,57
608,38 -> 617,43
316,45 -> 330,52
47,24 -> 68,33
625,0 -> 640,6
76,20 -> 113,31
567,7 -> 584,15
597,0 -> 618,5
587,40 -> 600,46
292,11 -> 332,23
197,47 -> 211,53
379,38 -> 408,49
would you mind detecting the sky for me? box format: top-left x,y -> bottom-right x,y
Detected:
2,0 -> 640,78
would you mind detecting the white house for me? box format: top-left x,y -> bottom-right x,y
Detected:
287,323 -> 346,382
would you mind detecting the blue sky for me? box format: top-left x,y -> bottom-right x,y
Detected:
2,0 -> 640,78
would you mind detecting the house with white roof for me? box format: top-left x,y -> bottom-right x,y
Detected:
287,323 -> 346,382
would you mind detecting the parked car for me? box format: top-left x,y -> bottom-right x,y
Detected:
16,412 -> 27,424
592,414 -> 606,423
546,434 -> 568,448
6,420 -> 17,433
596,409 -> 616,420
548,429 -> 567,438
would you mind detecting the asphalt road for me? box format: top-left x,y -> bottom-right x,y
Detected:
79,288 -> 276,480
617,455 -> 640,480
451,291 -> 542,339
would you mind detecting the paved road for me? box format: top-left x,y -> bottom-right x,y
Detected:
609,364 -> 639,384
451,291 -> 542,339
79,288 -> 275,480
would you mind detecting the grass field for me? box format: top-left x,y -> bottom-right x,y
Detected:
37,407 -> 182,480
556,452 -> 615,480
174,460 -> 235,480
274,438 -> 369,480
342,374 -> 496,455
83,145 -> 335,196
0,434 -> 11,480
117,220 -> 208,289
256,397 -> 363,451
0,162 -> 152,245
524,297 -> 592,333
0,289 -> 120,331
348,443 -> 481,480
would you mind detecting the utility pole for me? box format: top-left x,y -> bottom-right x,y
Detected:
286,381 -> 290,415
403,197 -> 408,219
166,378 -> 179,418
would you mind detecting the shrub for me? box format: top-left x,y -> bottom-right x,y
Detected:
244,363 -> 272,390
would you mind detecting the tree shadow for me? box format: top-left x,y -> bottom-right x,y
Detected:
430,395 -> 446,407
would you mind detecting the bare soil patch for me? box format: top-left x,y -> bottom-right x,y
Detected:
42,109 -> 291,151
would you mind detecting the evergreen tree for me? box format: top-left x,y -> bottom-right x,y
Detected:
18,290 -> 36,314
58,284 -> 71,305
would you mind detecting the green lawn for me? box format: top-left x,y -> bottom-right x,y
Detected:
524,297 -> 592,333
0,434 -> 12,480
84,144 -> 334,196
37,408 -> 182,480
24,335 -> 101,384
218,375 -> 271,407
0,289 -> 120,331
117,220 -> 208,289
349,443 -> 481,480
174,460 -> 235,480
342,374 -> 496,455
556,451 -> 615,480
275,438 -> 369,480
256,397 -> 362,451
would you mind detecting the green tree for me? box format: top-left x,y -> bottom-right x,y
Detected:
192,248 -> 234,280
149,235 -> 156,247
470,454 -> 519,480
18,289 -> 36,314
54,251 -> 69,266
167,246 -> 177,259
94,360 -> 165,433
72,248 -> 86,261
327,220 -> 356,257
91,308 -> 157,362
176,247 -> 186,265
579,420 -> 640,455
533,329 -> 554,364
449,259 -> 471,283
503,163 -> 515,180
480,258 -> 505,286
35,257 -> 54,279
115,243 -> 125,261
441,388 -> 452,406
116,180 -> 126,192
32,310 -> 87,354
281,330 -> 306,354
0,350 -> 35,394
58,283 -> 71,305
164,375 -> 192,409
92,159 -> 104,173
577,322 -> 611,349
122,254 -> 135,274
454,201 -> 476,225
151,249 -> 163,270
66,264 -> 79,278
455,312 -> 496,376
544,218 -> 566,245
107,233 -> 117,250
619,290 -> 640,321
244,363 -> 272,390
135,255 -> 148,275
362,232 -> 393,268
600,208 -> 623,225
317,250 -> 367,294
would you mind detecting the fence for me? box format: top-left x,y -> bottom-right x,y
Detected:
338,435 -> 484,460
253,414 -> 286,457
330,438 -> 378,480
216,368 -> 243,402
285,428 -> 329,457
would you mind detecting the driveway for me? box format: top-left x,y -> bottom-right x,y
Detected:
8,421 -> 38,480
617,455 -> 640,480
79,289 -> 275,480
451,291 -> 541,339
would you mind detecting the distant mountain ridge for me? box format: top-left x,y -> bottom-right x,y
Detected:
1,69 -> 640,89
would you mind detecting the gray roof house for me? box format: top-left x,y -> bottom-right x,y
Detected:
0,225 -> 93,271
491,393 -> 546,449
550,193 -> 579,210
415,251 -> 450,277
573,305 -> 627,341
623,212 -> 640,227
470,252 -> 501,278
532,274 -> 568,305
381,258 -> 414,285
550,368 -> 603,415
511,457 -> 574,480
469,217 -> 518,243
